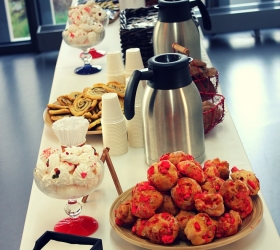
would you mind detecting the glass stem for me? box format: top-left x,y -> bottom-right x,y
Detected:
64,199 -> 82,219
80,50 -> 92,65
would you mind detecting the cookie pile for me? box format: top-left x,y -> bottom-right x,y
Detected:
114,151 -> 260,246
190,59 -> 219,94
202,96 -> 225,134
47,81 -> 125,131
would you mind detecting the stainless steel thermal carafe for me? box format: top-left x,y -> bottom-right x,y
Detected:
124,53 -> 205,165
153,0 -> 211,59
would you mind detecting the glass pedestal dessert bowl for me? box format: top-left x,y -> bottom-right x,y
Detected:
63,26 -> 105,75
63,0 -> 107,75
34,145 -> 104,236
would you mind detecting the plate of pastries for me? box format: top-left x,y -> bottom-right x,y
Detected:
44,81 -> 125,134
110,151 -> 263,249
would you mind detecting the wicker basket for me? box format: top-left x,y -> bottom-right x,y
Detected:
201,92 -> 225,134
172,43 -> 220,101
119,6 -> 158,67
193,73 -> 219,101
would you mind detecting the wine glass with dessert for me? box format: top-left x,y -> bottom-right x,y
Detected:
33,145 -> 105,236
63,0 -> 107,75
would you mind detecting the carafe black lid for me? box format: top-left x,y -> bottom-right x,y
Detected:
147,53 -> 192,90
157,0 -> 192,23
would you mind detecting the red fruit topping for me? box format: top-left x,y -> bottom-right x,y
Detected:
159,153 -> 170,161
147,166 -> 155,176
84,7 -> 90,13
139,195 -> 150,203
158,160 -> 170,174
247,179 -> 257,189
161,212 -> 171,220
115,218 -> 124,226
194,222 -> 201,231
81,172 -> 87,179
162,235 -> 174,244
224,213 -> 230,218
231,166 -> 239,172
160,160 -> 170,168
184,154 -> 195,161
206,219 -> 212,226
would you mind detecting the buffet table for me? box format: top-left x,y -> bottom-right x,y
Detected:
20,20 -> 280,249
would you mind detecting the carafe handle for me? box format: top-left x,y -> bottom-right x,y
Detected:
124,70 -> 153,120
190,0 -> 212,31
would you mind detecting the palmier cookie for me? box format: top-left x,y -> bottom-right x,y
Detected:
48,108 -> 71,115
84,85 -> 108,100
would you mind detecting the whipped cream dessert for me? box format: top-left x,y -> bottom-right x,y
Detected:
34,145 -> 104,199
62,0 -> 107,47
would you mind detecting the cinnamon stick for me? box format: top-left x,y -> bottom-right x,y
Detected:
104,147 -> 123,196
82,147 -> 123,203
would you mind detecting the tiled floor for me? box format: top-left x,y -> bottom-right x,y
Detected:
0,28 -> 279,249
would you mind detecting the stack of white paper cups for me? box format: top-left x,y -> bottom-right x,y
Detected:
106,51 -> 126,85
125,48 -> 145,78
126,77 -> 145,148
101,93 -> 128,156
126,105 -> 144,148
119,0 -> 145,10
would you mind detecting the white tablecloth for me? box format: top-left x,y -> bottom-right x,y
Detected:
20,20 -> 280,250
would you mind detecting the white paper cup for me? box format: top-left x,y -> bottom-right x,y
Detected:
106,51 -> 125,75
125,48 -> 144,78
102,93 -> 124,123
119,0 -> 145,10
101,118 -> 126,129
106,73 -> 126,85
127,105 -> 144,148
102,121 -> 128,156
